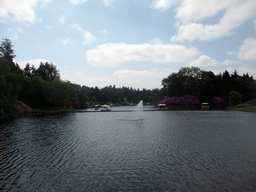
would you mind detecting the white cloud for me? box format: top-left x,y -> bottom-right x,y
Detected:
69,0 -> 113,6
187,55 -> 218,67
166,0 -> 256,41
175,0 -> 231,24
103,0 -> 114,6
61,68 -> 173,89
41,0 -> 51,6
226,51 -> 234,56
17,58 -> 57,69
235,67 -> 256,77
0,0 -> 51,23
46,25 -> 52,30
69,0 -> 88,5
222,59 -> 238,66
86,42 -> 199,67
152,0 -> 180,10
112,68 -> 172,89
62,38 -> 73,45
254,20 -> 256,32
17,28 -> 24,33
187,55 -> 238,68
150,37 -> 162,44
72,24 -> 97,45
59,15 -> 65,24
238,38 -> 256,60
11,34 -> 19,41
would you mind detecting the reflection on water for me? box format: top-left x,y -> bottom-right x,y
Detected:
1,110 -> 256,191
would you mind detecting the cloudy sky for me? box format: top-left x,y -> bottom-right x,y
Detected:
1,0 -> 256,89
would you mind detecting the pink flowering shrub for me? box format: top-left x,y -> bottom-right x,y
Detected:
157,95 -> 200,109
212,97 -> 225,109
71,102 -> 81,109
16,101 -> 33,115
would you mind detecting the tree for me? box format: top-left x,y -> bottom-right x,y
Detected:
162,67 -> 202,97
229,90 -> 242,106
0,57 -> 21,119
0,38 -> 16,61
200,71 -> 216,103
35,62 -> 59,81
24,63 -> 36,79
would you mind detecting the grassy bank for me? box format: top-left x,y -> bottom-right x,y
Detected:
230,99 -> 256,112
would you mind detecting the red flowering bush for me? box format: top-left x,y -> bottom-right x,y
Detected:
212,97 -> 225,109
16,101 -> 33,115
157,95 -> 200,109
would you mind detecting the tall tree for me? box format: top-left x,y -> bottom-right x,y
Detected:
0,38 -> 16,61
35,62 -> 59,81
162,67 -> 202,97
24,63 -> 36,79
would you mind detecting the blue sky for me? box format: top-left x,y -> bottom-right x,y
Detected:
1,0 -> 256,89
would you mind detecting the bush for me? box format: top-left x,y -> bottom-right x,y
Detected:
212,96 -> 225,109
229,90 -> 242,106
157,95 -> 200,109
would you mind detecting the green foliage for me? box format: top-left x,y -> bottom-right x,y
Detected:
151,88 -> 165,104
24,63 -> 36,79
0,38 -> 16,61
161,67 -> 256,107
229,90 -> 242,106
0,58 -> 20,119
231,99 -> 256,112
35,62 -> 59,81
246,98 -> 256,106
162,67 -> 202,97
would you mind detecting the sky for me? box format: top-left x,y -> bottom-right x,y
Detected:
1,0 -> 256,90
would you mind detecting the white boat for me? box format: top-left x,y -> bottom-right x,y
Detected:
157,103 -> 167,110
100,105 -> 111,111
201,102 -> 210,110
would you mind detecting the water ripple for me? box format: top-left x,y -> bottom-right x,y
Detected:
1,111 -> 256,191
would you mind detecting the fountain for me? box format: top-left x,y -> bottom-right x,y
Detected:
134,100 -> 143,120
117,100 -> 143,121
135,100 -> 143,111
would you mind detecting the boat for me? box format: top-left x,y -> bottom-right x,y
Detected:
100,104 -> 111,111
157,103 -> 167,110
201,102 -> 210,110
94,105 -> 99,110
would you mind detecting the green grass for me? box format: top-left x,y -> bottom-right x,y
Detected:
230,98 -> 256,112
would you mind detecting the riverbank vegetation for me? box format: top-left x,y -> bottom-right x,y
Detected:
0,39 -> 152,120
1,38 -> 256,120
157,67 -> 256,110
229,99 -> 256,112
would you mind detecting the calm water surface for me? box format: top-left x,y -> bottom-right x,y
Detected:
1,109 -> 256,191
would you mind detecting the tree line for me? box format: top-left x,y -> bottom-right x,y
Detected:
0,39 -> 153,120
159,67 -> 256,108
1,38 -> 256,119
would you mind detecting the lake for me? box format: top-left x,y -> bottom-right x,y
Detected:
1,107 -> 256,191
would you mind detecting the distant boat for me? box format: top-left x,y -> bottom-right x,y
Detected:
101,104 -> 111,111
157,104 -> 167,110
94,105 -> 99,110
201,102 -> 210,110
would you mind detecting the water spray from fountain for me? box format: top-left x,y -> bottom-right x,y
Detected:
134,100 -> 143,120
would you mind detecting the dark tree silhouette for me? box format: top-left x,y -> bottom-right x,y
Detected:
0,38 -> 16,61
35,62 -> 59,81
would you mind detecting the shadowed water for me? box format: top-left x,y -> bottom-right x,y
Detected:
1,110 -> 256,191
